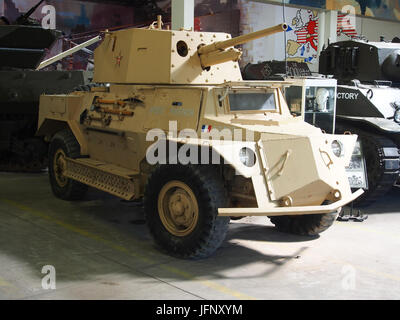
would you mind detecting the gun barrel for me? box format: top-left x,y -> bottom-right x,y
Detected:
198,23 -> 288,55
17,0 -> 45,23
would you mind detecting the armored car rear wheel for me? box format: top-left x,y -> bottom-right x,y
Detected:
269,211 -> 339,236
48,129 -> 88,201
144,165 -> 230,259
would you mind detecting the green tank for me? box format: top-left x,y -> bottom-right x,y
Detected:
0,0 -> 92,171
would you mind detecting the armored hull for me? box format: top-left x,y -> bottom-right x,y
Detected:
0,25 -> 60,69
0,69 -> 92,171
0,24 -> 91,172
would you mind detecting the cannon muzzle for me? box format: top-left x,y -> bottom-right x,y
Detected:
198,23 -> 288,69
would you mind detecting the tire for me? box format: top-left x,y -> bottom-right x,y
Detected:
48,129 -> 88,200
144,164 -> 230,259
269,211 -> 339,236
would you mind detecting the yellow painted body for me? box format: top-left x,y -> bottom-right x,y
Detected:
93,28 -> 242,84
37,23 -> 362,216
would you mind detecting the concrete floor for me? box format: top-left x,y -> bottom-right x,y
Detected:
0,172 -> 399,300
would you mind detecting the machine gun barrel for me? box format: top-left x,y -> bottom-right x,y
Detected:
15,0 -> 45,25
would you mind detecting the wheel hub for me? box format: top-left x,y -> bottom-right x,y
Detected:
53,149 -> 68,187
158,181 -> 199,237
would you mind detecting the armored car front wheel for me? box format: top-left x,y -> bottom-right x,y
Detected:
144,165 -> 230,259
269,211 -> 339,236
48,129 -> 88,201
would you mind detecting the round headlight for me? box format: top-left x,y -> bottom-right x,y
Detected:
239,147 -> 256,167
331,140 -> 344,157
394,109 -> 400,123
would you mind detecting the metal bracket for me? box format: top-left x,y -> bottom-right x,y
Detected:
277,149 -> 291,176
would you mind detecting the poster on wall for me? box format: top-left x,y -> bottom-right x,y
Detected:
285,9 -> 360,64
285,8 -> 319,64
240,1 -> 363,72
268,0 -> 400,22
337,12 -> 358,38
240,2 -> 321,69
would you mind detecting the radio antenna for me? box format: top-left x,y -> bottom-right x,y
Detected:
282,0 -> 288,77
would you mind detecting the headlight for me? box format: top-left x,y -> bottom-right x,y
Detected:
331,140 -> 344,157
394,109 -> 400,123
239,147 -> 256,167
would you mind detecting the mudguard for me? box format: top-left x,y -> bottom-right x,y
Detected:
337,115 -> 400,134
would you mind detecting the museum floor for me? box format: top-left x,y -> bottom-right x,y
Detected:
0,172 -> 399,300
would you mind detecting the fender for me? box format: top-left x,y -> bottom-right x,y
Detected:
337,115 -> 400,134
36,93 -> 91,155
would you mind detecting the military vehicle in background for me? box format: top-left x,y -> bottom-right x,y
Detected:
319,39 -> 400,207
243,60 -> 313,80
245,62 -> 340,133
36,17 -> 362,259
0,0 -> 92,172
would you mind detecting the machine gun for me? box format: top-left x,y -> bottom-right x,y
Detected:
15,0 -> 45,25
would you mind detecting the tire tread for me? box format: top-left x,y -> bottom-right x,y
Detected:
144,164 -> 230,259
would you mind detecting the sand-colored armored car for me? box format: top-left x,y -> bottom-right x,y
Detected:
37,17 -> 363,258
